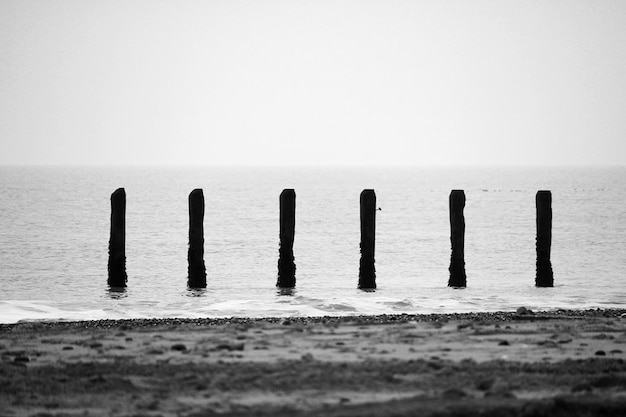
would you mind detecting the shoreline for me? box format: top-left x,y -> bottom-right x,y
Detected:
3,307 -> 626,331
2,308 -> 626,416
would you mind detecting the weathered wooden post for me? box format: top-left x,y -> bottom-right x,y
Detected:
188,188 -> 207,288
277,189 -> 296,288
359,189 -> 376,289
448,189 -> 466,287
536,190 -> 553,287
108,188 -> 127,287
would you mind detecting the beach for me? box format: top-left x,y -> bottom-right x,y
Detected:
2,309 -> 626,416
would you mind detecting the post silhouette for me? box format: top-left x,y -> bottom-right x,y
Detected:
108,188 -> 127,287
188,189 -> 207,288
448,190 -> 466,287
359,189 -> 376,289
536,190 -> 553,287
277,189 -> 296,288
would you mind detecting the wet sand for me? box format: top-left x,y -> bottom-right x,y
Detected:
2,309 -> 626,416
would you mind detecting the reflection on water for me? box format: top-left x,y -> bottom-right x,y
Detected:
359,288 -> 376,293
185,288 -> 208,298
277,288 -> 297,297
106,287 -> 127,299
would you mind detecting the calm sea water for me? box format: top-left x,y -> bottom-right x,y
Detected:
0,166 -> 624,324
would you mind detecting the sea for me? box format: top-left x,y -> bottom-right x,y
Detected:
0,166 -> 625,324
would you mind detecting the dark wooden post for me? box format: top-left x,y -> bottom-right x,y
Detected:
277,189 -> 296,288
188,189 -> 207,288
536,190 -> 553,287
358,189 -> 376,289
448,190 -> 466,287
108,188 -> 127,287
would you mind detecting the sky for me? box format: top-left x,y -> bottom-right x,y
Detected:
1,0 -> 625,166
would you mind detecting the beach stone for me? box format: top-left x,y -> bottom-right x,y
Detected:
62,346 -> 73,350
230,343 -> 245,351
171,344 -> 188,351
516,307 -> 534,315
537,340 -> 559,348
485,389 -> 516,399
457,322 -> 472,330
13,356 -> 29,363
595,350 -> 607,356
498,340 -> 510,346
215,342 -> 245,351
89,375 -> 107,384
476,378 -> 495,391
442,388 -> 467,399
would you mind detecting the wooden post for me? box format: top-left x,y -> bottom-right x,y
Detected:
108,188 -> 127,287
536,190 -> 553,287
358,189 -> 376,289
188,189 -> 207,288
277,189 -> 296,288
448,190 -> 466,287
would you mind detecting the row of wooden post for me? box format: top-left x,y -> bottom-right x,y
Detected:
108,188 -> 554,289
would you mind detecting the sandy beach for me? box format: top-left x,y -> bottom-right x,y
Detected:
2,309 -> 626,416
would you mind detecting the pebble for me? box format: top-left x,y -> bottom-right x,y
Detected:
485,389 -> 516,399
442,388 -> 467,399
216,343 -> 245,352
230,343 -> 245,351
13,356 -> 29,363
171,344 -> 188,351
476,379 -> 495,391
595,350 -> 606,356
89,375 -> 107,384
516,307 -> 534,316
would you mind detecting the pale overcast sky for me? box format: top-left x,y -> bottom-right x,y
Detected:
1,0 -> 625,166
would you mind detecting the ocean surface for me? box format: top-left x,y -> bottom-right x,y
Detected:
0,166 -> 625,324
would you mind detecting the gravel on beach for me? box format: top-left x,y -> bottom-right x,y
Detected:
2,308 -> 626,416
